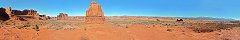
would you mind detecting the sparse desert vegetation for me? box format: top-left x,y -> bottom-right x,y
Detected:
0,16 -> 240,40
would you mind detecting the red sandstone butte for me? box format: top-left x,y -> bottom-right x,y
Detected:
85,1 -> 105,24
57,13 -> 68,20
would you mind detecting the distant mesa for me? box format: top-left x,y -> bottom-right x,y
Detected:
39,15 -> 50,20
85,1 -> 105,24
12,9 -> 41,20
57,13 -> 68,20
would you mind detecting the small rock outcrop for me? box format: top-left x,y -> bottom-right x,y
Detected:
177,19 -> 183,22
57,13 -> 68,20
39,15 -> 50,20
85,1 -> 105,24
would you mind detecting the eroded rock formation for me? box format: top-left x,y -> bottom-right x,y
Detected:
57,13 -> 68,20
0,7 -> 24,24
12,9 -> 40,20
39,15 -> 50,20
0,8 -> 10,21
85,1 -> 105,24
1,7 -> 49,24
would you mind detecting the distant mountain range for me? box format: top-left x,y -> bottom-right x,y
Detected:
181,17 -> 237,21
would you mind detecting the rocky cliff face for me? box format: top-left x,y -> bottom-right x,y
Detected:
0,7 -> 20,21
13,10 -> 38,15
12,9 -> 40,20
0,8 -> 10,21
0,7 -> 49,24
0,7 -> 23,24
85,1 -> 105,24
57,13 -> 68,20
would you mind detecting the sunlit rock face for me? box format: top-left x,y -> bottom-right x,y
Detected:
85,1 -> 105,24
5,7 -> 12,17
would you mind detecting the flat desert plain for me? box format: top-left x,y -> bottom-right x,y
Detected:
0,16 -> 240,40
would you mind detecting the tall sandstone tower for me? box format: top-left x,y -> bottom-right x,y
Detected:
85,1 -> 105,24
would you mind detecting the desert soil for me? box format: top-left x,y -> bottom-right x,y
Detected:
0,16 -> 239,40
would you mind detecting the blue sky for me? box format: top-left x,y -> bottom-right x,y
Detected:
0,0 -> 239,20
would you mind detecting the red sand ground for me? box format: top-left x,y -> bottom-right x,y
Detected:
1,24 -> 239,40
0,27 -> 38,40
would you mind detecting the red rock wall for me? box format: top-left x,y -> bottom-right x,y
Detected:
13,10 -> 38,16
12,10 -> 23,15
22,10 -> 38,16
12,9 -> 40,20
